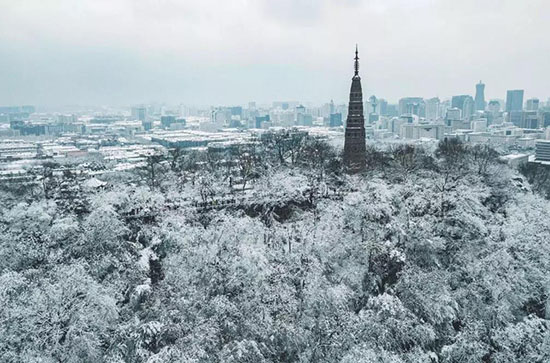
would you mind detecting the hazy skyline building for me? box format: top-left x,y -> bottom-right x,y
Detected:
343,46 -> 366,173
506,90 -> 524,112
521,111 -> 540,129
398,97 -> 424,117
462,96 -> 475,120
425,97 -> 440,120
526,98 -> 539,111
475,81 -> 486,111
451,95 -> 470,112
438,100 -> 450,120
329,112 -> 342,127
378,98 -> 388,116
508,111 -> 523,127
131,106 -> 147,122
488,100 -> 501,114
367,95 -> 378,115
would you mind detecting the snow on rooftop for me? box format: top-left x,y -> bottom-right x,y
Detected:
83,177 -> 107,189
501,154 -> 529,160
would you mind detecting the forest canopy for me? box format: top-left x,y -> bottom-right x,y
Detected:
1,135 -> 550,362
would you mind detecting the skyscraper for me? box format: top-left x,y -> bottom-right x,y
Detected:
425,97 -> 440,120
329,113 -> 342,127
131,106 -> 147,122
475,81 -> 486,111
462,96 -> 475,120
506,90 -> 524,112
488,100 -> 501,114
451,95 -> 470,111
343,46 -> 366,173
526,98 -> 540,111
367,95 -> 379,123
450,95 -> 474,120
368,95 -> 378,114
398,97 -> 424,116
378,98 -> 388,116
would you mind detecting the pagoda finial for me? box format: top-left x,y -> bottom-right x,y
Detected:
354,44 -> 359,77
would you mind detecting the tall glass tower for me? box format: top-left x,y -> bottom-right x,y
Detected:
475,81 -> 486,111
506,90 -> 524,112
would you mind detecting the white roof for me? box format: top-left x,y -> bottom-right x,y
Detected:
83,177 -> 107,188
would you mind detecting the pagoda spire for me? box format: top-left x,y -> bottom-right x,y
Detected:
354,44 -> 360,77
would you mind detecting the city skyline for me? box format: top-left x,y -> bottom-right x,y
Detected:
1,0 -> 550,107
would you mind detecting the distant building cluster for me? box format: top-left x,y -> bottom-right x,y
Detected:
0,99 -> 343,183
359,83 -> 550,160
2,72 -> 550,178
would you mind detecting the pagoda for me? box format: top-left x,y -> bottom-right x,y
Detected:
343,45 -> 366,172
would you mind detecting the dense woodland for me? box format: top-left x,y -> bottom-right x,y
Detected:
1,133 -> 550,362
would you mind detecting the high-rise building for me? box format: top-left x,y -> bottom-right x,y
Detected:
488,100 -> 501,114
386,104 -> 399,117
230,106 -> 243,117
449,95 -> 474,120
329,113 -> 342,127
508,111 -> 523,127
366,95 -> 379,124
255,115 -> 270,128
526,98 -> 540,111
439,100 -> 450,119
378,98 -> 388,116
475,81 -> 486,111
398,97 -> 424,116
425,97 -> 440,120
520,111 -> 540,129
131,106 -> 147,122
295,105 -> 306,125
296,106 -> 313,126
343,46 -> 366,173
367,95 -> 378,116
506,90 -> 524,112
160,115 -> 176,128
142,120 -> 153,131
451,95 -> 467,109
462,96 -> 475,120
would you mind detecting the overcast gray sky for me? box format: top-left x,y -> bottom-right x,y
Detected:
1,0 -> 549,107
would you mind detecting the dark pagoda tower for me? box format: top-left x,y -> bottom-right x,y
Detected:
343,45 -> 366,172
